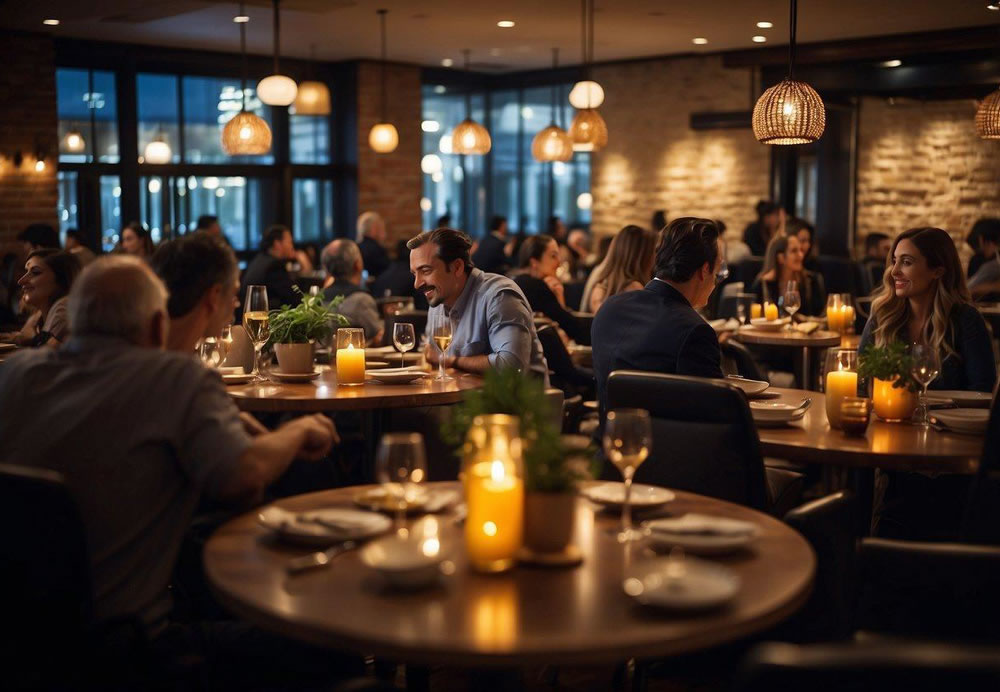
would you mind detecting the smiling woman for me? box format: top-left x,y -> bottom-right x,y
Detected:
2,250 -> 81,348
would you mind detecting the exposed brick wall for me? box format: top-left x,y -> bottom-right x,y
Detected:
855,96 -> 1000,258
589,55 -> 769,243
0,32 -> 58,248
356,61 -> 422,251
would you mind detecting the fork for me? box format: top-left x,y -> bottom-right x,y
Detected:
286,540 -> 358,574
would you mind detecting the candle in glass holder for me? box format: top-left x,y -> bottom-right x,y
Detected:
336,328 -> 366,385
824,349 -> 858,429
751,303 -> 763,320
840,397 -> 871,436
764,302 -> 779,321
872,377 -> 917,422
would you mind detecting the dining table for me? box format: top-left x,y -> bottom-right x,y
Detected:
204,482 -> 815,687
735,327 -> 843,390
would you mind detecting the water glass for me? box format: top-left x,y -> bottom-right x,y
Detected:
376,432 -> 428,535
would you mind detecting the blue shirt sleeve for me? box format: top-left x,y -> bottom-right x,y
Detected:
486,290 -> 535,373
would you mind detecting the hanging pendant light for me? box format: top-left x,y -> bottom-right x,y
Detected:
257,0 -> 297,107
570,2 -> 608,152
569,0 -> 604,109
976,86 -> 1000,139
533,49 -> 574,163
752,0 -> 825,144
368,9 -> 399,153
451,50 -> 491,155
223,4 -> 272,155
62,129 -> 85,153
143,129 -> 172,164
293,45 -> 331,115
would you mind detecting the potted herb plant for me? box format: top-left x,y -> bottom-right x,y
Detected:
858,342 -> 920,422
443,368 -> 597,555
267,290 -> 349,373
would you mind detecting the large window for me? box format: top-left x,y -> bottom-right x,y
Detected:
57,68 -> 119,164
57,171 -> 78,242
137,73 -> 181,164
292,178 -> 334,244
183,76 -> 274,165
290,113 -> 332,164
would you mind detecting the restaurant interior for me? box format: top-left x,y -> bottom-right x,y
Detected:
2,0 -> 1000,690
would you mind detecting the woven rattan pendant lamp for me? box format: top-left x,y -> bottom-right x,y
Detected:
293,45 -> 331,116
222,3 -> 272,155
976,87 -> 1000,139
752,0 -> 825,145
569,0 -> 608,151
368,9 -> 399,153
533,48 -> 574,162
451,50 -> 491,155
257,0 -> 297,106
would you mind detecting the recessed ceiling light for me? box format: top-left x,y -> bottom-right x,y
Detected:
497,20 -> 515,28
881,59 -> 902,68
441,58 -> 453,67
756,21 -> 773,28
43,19 -> 60,26
692,37 -> 709,45
752,35 -> 767,43
233,14 -> 249,23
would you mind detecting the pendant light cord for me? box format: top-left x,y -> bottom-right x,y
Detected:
788,0 -> 797,80
580,0 -> 588,79
588,0 -> 594,67
463,49 -> 472,118
378,9 -> 388,123
551,48 -> 559,127
272,0 -> 281,75
239,2 -> 248,111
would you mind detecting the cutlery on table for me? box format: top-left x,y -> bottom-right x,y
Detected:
287,540 -> 358,574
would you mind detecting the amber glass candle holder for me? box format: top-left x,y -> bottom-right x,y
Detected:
840,397 -> 872,436
335,327 -> 366,386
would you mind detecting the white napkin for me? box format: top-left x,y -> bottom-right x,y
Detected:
646,513 -> 758,537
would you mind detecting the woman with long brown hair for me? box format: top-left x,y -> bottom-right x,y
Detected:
588,225 -> 656,313
859,226 -> 995,392
751,233 -> 826,317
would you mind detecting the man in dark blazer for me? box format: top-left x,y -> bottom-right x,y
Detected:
471,215 -> 511,275
591,217 -> 726,415
237,224 -> 299,320
356,211 -> 390,280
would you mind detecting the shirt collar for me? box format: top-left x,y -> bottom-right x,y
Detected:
444,268 -> 482,321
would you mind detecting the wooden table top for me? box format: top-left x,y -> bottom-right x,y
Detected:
204,483 -> 814,667
227,367 -> 483,413
735,328 -> 842,348
757,388 -> 983,474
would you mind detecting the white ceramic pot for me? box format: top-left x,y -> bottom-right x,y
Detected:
273,342 -> 315,374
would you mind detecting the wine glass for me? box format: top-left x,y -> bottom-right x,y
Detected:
375,432 -> 428,536
781,280 -> 801,332
431,317 -> 453,382
197,338 -> 220,367
216,325 -> 233,366
736,302 -> 746,325
603,409 -> 652,543
910,344 -> 941,428
243,286 -> 270,382
393,322 -> 416,368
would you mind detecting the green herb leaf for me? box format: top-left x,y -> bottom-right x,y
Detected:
266,287 -> 350,345
857,342 -> 921,392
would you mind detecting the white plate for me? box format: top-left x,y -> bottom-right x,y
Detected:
268,370 -> 321,382
360,533 -> 450,589
367,368 -> 429,384
257,506 -> 391,547
747,317 -> 790,331
625,557 -> 740,611
928,390 -> 993,409
644,514 -> 760,556
932,408 -> 990,434
580,482 -> 675,509
222,373 -> 253,385
726,376 -> 770,396
353,487 -> 458,514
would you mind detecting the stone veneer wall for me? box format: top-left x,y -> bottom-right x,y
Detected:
0,32 -> 58,246
855,96 -> 1000,255
589,55 -> 769,242
356,61 -> 422,249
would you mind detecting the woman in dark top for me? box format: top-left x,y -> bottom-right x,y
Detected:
789,217 -> 821,273
513,234 -> 590,345
750,233 -> 827,318
0,249 -> 80,348
859,226 -> 996,392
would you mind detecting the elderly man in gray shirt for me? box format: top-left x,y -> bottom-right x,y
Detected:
407,227 -> 548,381
0,256 -> 338,636
320,238 -> 384,345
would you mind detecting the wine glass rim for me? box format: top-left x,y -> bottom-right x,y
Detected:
380,431 -> 424,445
607,408 -> 650,420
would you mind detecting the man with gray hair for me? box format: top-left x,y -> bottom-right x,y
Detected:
321,238 -> 383,345
0,255 -> 341,648
356,210 -> 390,279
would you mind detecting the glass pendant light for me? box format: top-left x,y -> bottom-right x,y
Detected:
62,130 -> 85,153
368,9 -> 399,153
293,45 -> 330,116
257,0 -> 297,107
569,0 -> 604,109
143,129 -> 172,164
570,0 -> 608,152
451,50 -> 491,155
223,3 -> 272,155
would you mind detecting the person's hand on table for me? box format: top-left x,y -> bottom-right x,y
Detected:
290,414 -> 339,460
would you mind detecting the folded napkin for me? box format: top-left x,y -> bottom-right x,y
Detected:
793,321 -> 820,334
646,513 -> 758,537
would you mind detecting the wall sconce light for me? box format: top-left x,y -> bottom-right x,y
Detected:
35,158 -> 46,172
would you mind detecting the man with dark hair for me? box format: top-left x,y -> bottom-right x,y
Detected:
591,217 -> 726,413
471,215 -> 510,275
194,214 -> 224,238
967,219 -> 1000,296
17,223 -> 60,253
64,229 -> 97,266
407,227 -> 547,380
151,233 -> 240,353
238,224 -> 298,320
320,238 -> 383,344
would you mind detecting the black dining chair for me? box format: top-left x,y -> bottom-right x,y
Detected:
605,371 -> 802,515
721,339 -> 768,382
537,325 -> 595,400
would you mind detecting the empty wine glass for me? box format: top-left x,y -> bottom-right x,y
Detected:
781,280 -> 801,332
197,338 -> 221,367
910,343 -> 941,427
603,409 -> 652,543
431,317 -> 453,382
375,432 -> 428,536
243,286 -> 270,382
216,325 -> 232,366
393,322 -> 416,368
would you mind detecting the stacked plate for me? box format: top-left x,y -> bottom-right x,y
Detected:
747,317 -> 790,331
644,513 -> 760,555
750,399 -> 811,427
580,482 -> 675,510
366,367 -> 429,385
353,486 -> 459,514
931,409 -> 990,435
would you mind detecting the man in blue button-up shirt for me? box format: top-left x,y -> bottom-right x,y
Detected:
407,228 -> 548,382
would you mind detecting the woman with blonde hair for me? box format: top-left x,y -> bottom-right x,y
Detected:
588,225 -> 656,313
859,226 -> 995,392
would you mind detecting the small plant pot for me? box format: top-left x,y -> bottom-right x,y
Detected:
274,342 -> 315,374
872,377 -> 917,422
523,492 -> 576,554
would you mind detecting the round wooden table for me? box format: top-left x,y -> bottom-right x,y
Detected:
227,367 -> 483,413
735,327 -> 842,389
204,483 -> 815,668
757,388 -> 983,474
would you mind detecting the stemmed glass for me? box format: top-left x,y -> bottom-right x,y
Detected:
216,325 -> 232,366
431,318 -> 453,382
603,409 -> 652,543
375,432 -> 428,536
781,280 -> 801,332
910,344 -> 941,427
393,322 -> 416,368
243,286 -> 270,382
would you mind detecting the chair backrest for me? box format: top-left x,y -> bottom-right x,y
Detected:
721,339 -> 767,381
0,464 -> 92,671
382,311 -> 428,348
224,324 -> 254,372
544,388 -> 565,433
716,281 -> 746,319
605,371 -> 769,510
817,255 -> 860,296
537,325 -> 593,397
